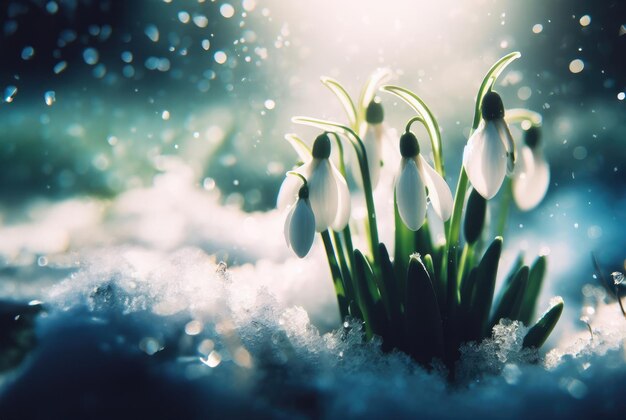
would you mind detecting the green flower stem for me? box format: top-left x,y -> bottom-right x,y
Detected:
505,108 -> 543,126
332,230 -> 355,300
405,116 -> 427,133
381,85 -> 445,177
329,132 -> 356,272
495,178 -> 512,237
292,117 -> 380,264
456,242 -> 475,287
321,230 -> 349,320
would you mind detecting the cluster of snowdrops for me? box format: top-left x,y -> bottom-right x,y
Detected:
276,52 -> 561,372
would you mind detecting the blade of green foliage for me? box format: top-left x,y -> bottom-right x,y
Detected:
465,237 -> 502,341
354,250 -> 387,338
523,299 -> 563,349
423,254 -> 443,308
321,76 -> 358,131
358,68 -> 392,123
379,244 -> 400,322
405,255 -> 444,364
490,266 -> 529,328
284,133 -> 312,162
519,256 -> 547,325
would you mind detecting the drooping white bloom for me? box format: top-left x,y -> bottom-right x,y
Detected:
277,133 -> 350,232
513,126 -> 550,211
358,100 -> 386,188
395,132 -> 453,231
284,185 -> 316,258
463,91 -> 515,200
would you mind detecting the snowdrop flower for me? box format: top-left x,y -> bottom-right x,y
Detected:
463,91 -> 515,199
284,183 -> 316,258
277,133 -> 351,232
395,131 -> 453,231
513,126 -> 550,211
359,99 -> 386,188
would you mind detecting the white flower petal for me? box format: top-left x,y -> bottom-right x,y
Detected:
463,121 -> 507,199
276,162 -> 312,210
495,119 -> 516,174
395,158 -> 427,231
289,198 -> 316,258
513,145 -> 535,178
308,160 -> 338,231
283,204 -> 295,248
513,150 -> 550,211
364,124 -> 384,188
417,155 -> 453,221
330,164 -> 351,230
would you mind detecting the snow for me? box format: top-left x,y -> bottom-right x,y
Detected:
0,167 -> 624,418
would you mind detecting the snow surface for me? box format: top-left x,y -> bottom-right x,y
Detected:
0,162 -> 625,419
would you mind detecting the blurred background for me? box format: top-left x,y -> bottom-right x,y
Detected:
0,0 -> 625,313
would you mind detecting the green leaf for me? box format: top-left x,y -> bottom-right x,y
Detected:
358,68 -> 392,124
490,266 -> 529,328
405,255 -> 444,364
381,85 -> 443,175
379,243 -> 400,322
284,133 -> 312,162
467,237 -> 503,341
519,256 -> 547,325
353,250 -> 386,338
321,76 -> 359,131
472,51 -> 521,130
523,298 -> 563,349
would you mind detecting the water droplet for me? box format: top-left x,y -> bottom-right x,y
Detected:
161,110 -> 170,120
37,256 -> 48,267
569,59 -> 584,74
579,15 -> 591,27
121,51 -> 133,63
201,39 -> 211,50
184,320 -> 203,336
4,85 -> 17,103
193,14 -> 208,28
21,46 -> 35,60
46,1 -> 59,14
203,177 -> 216,190
618,92 -> 625,101
517,86 -> 532,100
83,47 -> 99,65
264,99 -> 275,110
178,11 -> 190,23
53,60 -> 67,74
201,350 -> 222,368
220,4 -> 235,18
243,0 -> 257,12
214,51 -> 227,64
144,24 -> 159,42
44,90 -> 56,106
532,24 -> 543,33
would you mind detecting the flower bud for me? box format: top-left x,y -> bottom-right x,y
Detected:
481,91 -> 505,121
524,126 -> 541,149
366,100 -> 384,124
464,188 -> 487,244
400,131 -> 420,158
312,133 -> 331,159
